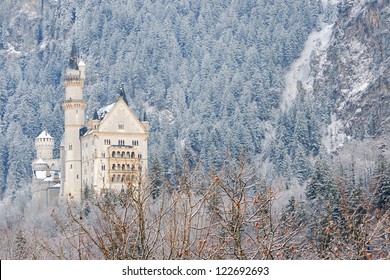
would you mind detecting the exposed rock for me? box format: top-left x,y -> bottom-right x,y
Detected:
312,0 -> 390,139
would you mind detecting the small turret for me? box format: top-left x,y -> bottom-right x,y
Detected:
33,158 -> 49,180
78,55 -> 86,80
35,131 -> 54,160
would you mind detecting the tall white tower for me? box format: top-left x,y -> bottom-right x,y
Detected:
62,44 -> 86,200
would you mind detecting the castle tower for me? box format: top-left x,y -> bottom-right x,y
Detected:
35,131 -> 54,160
62,44 -> 87,200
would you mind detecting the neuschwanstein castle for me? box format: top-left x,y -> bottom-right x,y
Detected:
31,48 -> 149,207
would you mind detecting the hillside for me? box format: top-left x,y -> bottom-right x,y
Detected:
0,0 -> 322,196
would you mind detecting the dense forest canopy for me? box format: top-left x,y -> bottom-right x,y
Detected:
0,0 -> 323,195
0,0 -> 389,260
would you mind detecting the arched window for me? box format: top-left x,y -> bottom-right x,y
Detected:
112,164 -> 116,170
111,176 -> 115,182
126,152 -> 130,158
131,152 -> 135,158
117,175 -> 121,182
117,151 -> 121,157
127,164 -> 130,170
121,152 -> 125,158
122,164 -> 125,170
121,175 -> 125,182
112,151 -> 116,157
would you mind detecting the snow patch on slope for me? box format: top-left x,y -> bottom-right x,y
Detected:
281,24 -> 334,111
323,114 -> 351,152
281,0 -> 339,111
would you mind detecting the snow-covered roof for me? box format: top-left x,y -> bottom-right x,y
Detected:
78,59 -> 86,67
37,131 -> 53,139
35,158 -> 46,165
35,170 -> 47,180
97,102 -> 115,120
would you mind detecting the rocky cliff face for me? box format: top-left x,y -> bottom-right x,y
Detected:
312,0 -> 390,142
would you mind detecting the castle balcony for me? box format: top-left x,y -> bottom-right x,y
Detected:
107,145 -> 139,160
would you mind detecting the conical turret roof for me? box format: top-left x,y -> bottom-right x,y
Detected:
36,131 -> 53,139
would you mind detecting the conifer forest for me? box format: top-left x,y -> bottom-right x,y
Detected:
0,0 -> 389,259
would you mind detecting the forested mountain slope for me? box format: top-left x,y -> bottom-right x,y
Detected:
0,0 -> 389,260
0,0 -> 322,197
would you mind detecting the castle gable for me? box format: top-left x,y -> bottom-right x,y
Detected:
98,99 -> 147,134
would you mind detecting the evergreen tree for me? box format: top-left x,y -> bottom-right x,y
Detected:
371,149 -> 390,211
150,157 -> 164,199
305,158 -> 342,256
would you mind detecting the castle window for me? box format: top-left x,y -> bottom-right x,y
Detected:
121,151 -> 125,158
111,176 -> 115,182
127,164 -> 130,170
122,164 -> 125,170
69,144 -> 72,150
132,140 -> 139,146
70,164 -> 73,169
112,151 -> 116,157
112,164 -> 116,170
121,175 -> 125,182
118,140 -> 125,146
131,152 -> 135,158
138,154 -> 142,159
77,175 -> 79,179
118,123 -> 124,130
101,165 -> 105,171
117,151 -> 121,157
117,175 -> 121,182
126,151 -> 130,158
104,139 -> 111,145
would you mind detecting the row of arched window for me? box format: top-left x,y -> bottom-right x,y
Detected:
111,174 -> 136,183
111,164 -> 142,171
111,151 -> 137,158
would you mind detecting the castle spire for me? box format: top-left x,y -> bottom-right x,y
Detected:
118,83 -> 129,105
92,109 -> 99,120
68,41 -> 79,70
